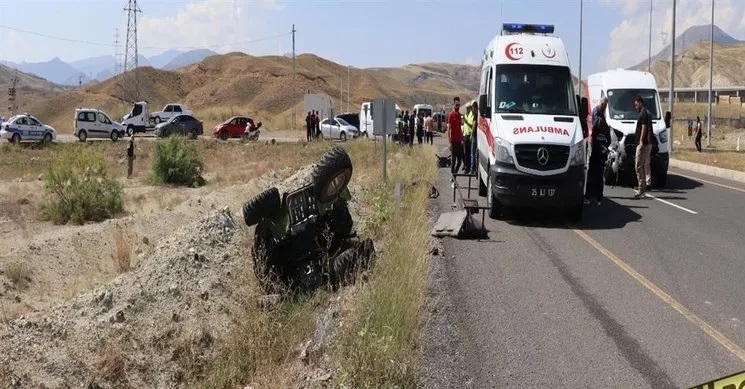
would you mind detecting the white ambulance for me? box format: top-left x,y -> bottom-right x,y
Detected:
586,69 -> 670,187
475,23 -> 589,221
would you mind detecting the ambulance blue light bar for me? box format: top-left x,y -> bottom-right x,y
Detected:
502,23 -> 555,34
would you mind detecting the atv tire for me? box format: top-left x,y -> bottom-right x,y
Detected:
243,187 -> 281,227
332,238 -> 374,287
252,219 -> 283,294
312,146 -> 353,203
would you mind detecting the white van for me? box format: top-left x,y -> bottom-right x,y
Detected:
412,103 -> 434,118
475,23 -> 589,221
586,69 -> 670,187
74,108 -> 125,142
359,101 -> 401,138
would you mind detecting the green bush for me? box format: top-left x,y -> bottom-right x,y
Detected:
41,147 -> 124,225
149,136 -> 205,187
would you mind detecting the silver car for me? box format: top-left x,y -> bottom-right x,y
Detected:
319,117 -> 359,141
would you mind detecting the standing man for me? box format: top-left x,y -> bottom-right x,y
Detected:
424,112 -> 434,145
305,111 -> 313,142
408,110 -> 415,147
448,96 -> 464,187
585,98 -> 610,205
437,110 -> 443,133
633,96 -> 652,198
694,116 -> 703,152
463,104 -> 476,174
314,110 -> 321,139
127,135 -> 135,179
469,101 -> 479,173
416,112 -> 424,145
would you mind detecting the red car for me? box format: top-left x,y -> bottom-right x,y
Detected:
213,116 -> 259,140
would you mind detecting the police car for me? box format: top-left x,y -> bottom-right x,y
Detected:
0,114 -> 57,143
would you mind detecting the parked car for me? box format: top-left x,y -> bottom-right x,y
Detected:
319,117 -> 359,141
0,113 -> 56,143
153,114 -> 204,139
150,103 -> 193,124
74,108 -> 125,142
334,113 -> 360,132
213,116 -> 260,140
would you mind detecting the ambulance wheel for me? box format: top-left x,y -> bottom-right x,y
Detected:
478,167 -> 487,197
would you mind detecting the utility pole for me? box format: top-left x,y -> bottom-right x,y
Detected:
292,24 -> 296,130
707,0 -> 714,147
648,0 -> 653,72
8,71 -> 19,115
113,28 -> 120,76
578,0 -> 583,97
123,0 -> 141,72
78,75 -> 83,88
347,66 -> 350,112
669,0 -> 676,152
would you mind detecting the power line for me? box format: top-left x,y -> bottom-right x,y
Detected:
0,24 -> 290,51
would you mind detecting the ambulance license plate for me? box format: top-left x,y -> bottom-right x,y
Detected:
530,187 -> 556,197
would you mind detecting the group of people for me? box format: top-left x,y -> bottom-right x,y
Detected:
445,96 -> 479,186
305,110 -> 322,142
584,95 -> 657,204
396,110 -> 435,146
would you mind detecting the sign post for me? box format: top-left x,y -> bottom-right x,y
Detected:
372,97 -> 396,182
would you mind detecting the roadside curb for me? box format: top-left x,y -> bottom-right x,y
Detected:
670,158 -> 745,184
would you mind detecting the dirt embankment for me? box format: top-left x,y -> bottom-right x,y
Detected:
0,158 -> 369,388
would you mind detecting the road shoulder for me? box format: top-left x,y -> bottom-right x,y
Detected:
418,202 -> 472,388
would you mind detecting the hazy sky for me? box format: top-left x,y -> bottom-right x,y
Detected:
0,0 -> 742,76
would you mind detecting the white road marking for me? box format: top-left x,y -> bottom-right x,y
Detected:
673,171 -> 745,194
645,193 -> 699,215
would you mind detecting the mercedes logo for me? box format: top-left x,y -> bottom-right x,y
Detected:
536,147 -> 550,166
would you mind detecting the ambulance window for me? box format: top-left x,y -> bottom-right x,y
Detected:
486,67 -> 493,109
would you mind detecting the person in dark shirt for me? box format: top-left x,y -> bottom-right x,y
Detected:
408,111 -> 415,147
402,110 -> 410,144
127,135 -> 135,178
585,98 -> 611,205
633,95 -> 653,198
694,116 -> 703,152
305,111 -> 313,142
314,110 -> 321,139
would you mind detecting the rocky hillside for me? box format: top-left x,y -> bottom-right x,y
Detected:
21,53 -> 480,133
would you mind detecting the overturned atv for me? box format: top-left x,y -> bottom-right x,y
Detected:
242,146 -> 375,294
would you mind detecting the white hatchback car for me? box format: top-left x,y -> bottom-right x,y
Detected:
74,108 -> 126,142
0,114 -> 56,143
319,117 -> 359,141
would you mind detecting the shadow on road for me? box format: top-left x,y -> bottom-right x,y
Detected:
659,174 -> 703,191
503,198 -> 643,231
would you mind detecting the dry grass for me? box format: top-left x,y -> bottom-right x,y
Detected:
3,262 -> 32,290
331,145 -> 437,388
674,102 -> 745,120
95,344 -> 127,383
111,226 -> 133,273
674,150 -> 745,172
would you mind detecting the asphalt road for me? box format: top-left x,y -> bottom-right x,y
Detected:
54,132 -> 302,144
421,144 -> 745,388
